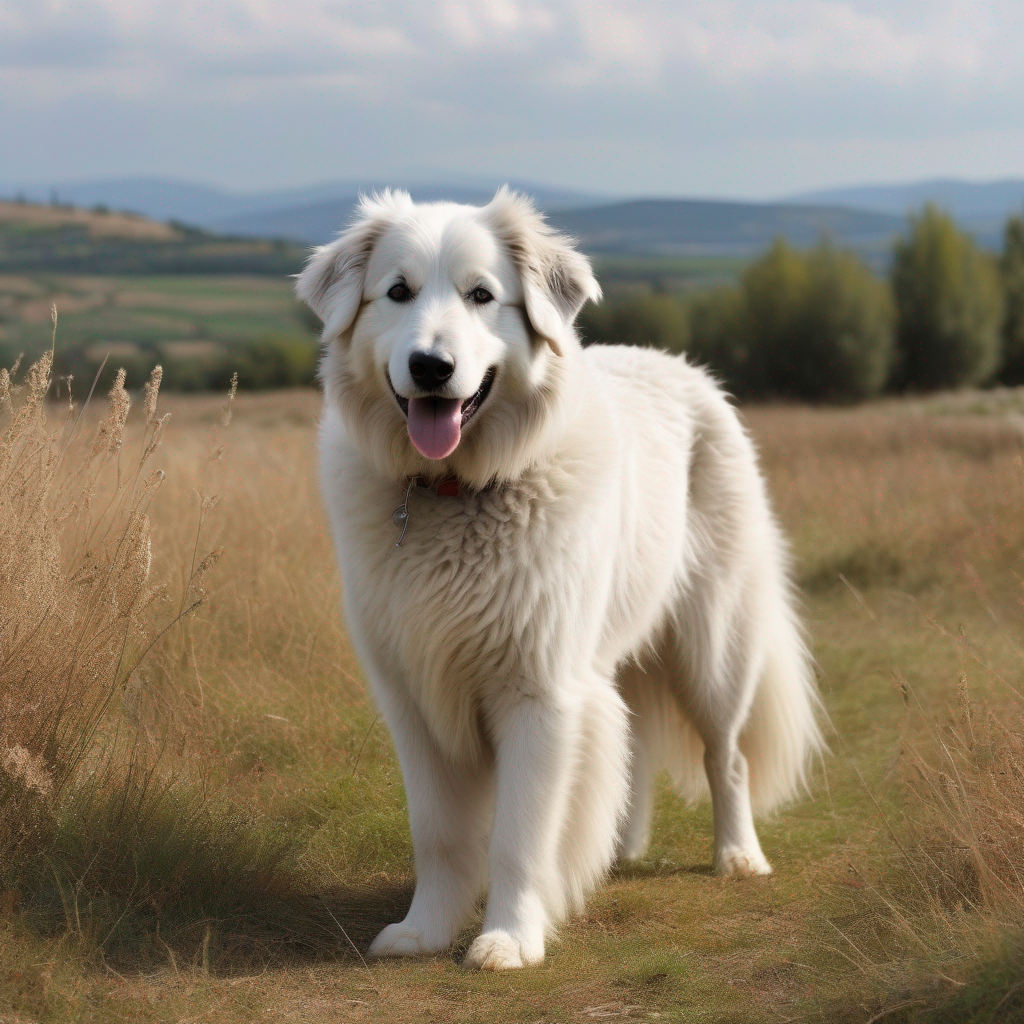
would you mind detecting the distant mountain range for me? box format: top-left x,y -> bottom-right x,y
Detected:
789,178 -> 1024,246
0,177 -> 608,233
209,183 -> 604,242
3,174 -> 1023,257
0,199 -> 308,276
546,200 -> 902,256
203,194 -> 903,257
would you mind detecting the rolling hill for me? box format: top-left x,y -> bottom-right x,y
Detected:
790,177 -> 1024,247
0,191 -> 907,265
6,173 -> 1024,258
545,199 -> 903,256
210,195 -> 906,257
0,177 -> 607,233
0,200 -> 308,275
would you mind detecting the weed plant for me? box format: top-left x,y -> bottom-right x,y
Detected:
0,330 -> 309,965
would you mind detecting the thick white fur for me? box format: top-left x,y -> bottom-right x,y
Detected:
298,187 -> 823,971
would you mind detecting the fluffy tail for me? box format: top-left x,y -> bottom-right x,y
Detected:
622,603 -> 825,819
741,603 -> 826,815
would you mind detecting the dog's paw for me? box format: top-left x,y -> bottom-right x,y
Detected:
368,921 -> 446,958
463,929 -> 543,971
714,846 -> 773,877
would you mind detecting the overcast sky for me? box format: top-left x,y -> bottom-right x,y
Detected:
3,0 -> 1024,198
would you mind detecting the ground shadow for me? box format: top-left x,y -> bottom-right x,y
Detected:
17,877 -> 416,977
138,880 -> 415,975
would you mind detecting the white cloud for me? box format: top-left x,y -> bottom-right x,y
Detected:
2,0 -> 1024,193
2,1 -> 1016,84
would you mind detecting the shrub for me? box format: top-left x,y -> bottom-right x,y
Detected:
998,212 -> 1024,385
890,205 -> 1002,391
578,292 -> 689,354
161,346 -> 231,392
48,332 -> 320,395
685,285 -> 753,394
685,241 -> 894,401
229,333 -> 319,390
783,243 -> 894,400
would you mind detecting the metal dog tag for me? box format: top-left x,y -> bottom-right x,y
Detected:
393,478 -> 415,546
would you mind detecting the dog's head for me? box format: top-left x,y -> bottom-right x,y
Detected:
295,187 -> 601,487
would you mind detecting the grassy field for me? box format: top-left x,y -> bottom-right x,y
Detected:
0,263 -> 745,368
4,376 -> 1024,1022
0,274 -> 311,363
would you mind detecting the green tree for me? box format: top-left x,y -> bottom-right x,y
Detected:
582,241 -> 893,402
685,286 -> 753,394
222,334 -> 319,390
890,205 -> 1002,391
998,212 -> 1024,385
739,240 -> 809,397
782,242 -> 894,401
713,239 -> 894,401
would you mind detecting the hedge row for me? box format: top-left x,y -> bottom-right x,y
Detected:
46,334 -> 319,397
580,205 -> 1024,402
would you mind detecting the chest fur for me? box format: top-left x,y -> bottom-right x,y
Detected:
340,474 -> 595,761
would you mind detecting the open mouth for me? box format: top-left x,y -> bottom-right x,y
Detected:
388,366 -> 497,427
455,366 -> 497,425
387,366 -> 497,461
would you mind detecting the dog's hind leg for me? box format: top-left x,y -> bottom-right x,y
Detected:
616,647 -> 709,863
616,666 -> 657,861
368,687 -> 493,958
670,613 -> 773,878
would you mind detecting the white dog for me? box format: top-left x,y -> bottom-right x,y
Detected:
297,188 -> 822,971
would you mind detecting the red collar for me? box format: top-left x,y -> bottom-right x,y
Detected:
409,475 -> 461,498
394,475 -> 465,546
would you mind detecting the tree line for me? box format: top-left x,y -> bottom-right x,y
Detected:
47,332 -> 319,395
579,204 -> 1024,402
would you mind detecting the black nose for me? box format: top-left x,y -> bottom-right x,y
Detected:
408,351 -> 455,390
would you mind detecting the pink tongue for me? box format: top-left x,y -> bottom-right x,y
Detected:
406,397 -> 463,460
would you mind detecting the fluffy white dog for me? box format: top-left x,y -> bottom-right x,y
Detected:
296,188 -> 823,971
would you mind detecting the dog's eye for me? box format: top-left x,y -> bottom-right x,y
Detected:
469,287 -> 494,305
387,282 -> 413,303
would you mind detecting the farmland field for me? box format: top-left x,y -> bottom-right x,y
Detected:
0,261 -> 744,367
4,383 -> 1024,1022
0,263 -> 750,395
0,274 -> 311,365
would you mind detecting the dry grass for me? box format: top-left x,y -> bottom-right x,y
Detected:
6,371 -> 1024,1021
0,347 -> 319,971
0,326 -> 167,859
745,403 -> 1024,594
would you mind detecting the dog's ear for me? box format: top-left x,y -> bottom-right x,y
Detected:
295,189 -> 413,341
485,186 -> 601,356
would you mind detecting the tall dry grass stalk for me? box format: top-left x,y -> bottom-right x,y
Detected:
817,672 -> 1024,1016
829,558 -> 1024,1004
0,346 -> 316,966
0,332 -> 205,880
899,672 -> 1024,927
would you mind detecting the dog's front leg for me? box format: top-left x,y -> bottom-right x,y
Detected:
464,691 -> 580,971
368,691 -> 493,958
